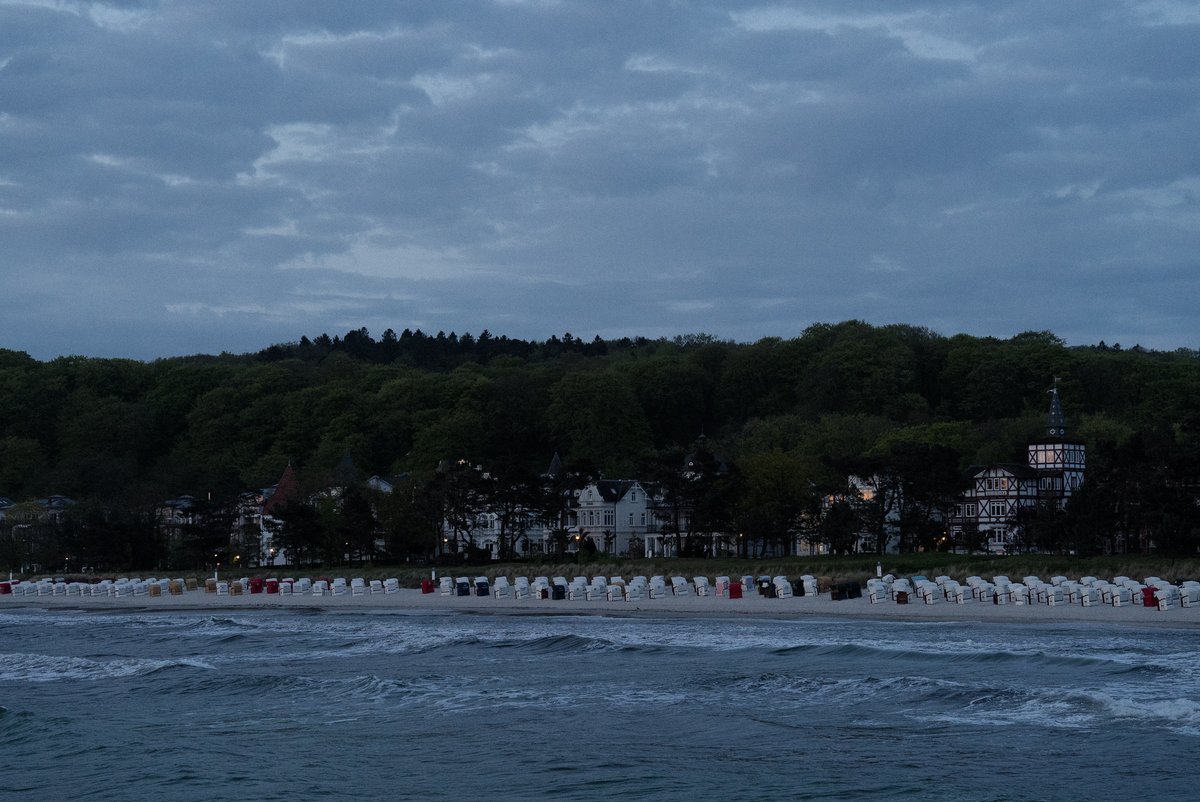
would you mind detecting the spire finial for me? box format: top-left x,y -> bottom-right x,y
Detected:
1047,380 -> 1066,438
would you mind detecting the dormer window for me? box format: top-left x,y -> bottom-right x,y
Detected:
631,491 -> 637,501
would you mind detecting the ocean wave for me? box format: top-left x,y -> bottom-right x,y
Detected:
1081,691 -> 1200,735
0,653 -> 215,683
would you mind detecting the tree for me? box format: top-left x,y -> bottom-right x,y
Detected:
820,499 -> 859,555
732,450 -> 818,557
271,499 -> 325,567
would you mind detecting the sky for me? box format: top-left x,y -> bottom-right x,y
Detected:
2,1 -> 1198,360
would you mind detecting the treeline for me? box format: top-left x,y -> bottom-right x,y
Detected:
1,321 -> 1198,567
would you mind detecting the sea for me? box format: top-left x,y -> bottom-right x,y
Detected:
1,607 -> 1197,800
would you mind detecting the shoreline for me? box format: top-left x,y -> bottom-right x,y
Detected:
5,587 -> 1200,629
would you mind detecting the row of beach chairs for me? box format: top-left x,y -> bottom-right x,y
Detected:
435,574 -> 823,601
0,576 -> 408,598
866,573 -> 1200,610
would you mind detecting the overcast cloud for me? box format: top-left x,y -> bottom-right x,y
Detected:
1,0 -> 1197,359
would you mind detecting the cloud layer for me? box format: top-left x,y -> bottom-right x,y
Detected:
2,0 -> 1197,358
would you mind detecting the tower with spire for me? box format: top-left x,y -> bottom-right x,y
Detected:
1026,379 -> 1086,506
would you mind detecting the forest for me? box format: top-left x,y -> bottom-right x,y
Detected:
1,320 -> 1199,571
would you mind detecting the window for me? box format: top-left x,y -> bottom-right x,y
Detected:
631,491 -> 637,501
989,502 -> 1005,517
603,510 -> 614,526
628,513 -> 634,525
640,513 -> 646,526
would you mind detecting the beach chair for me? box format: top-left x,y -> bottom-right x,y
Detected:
568,578 -> 588,600
384,578 -> 400,594
350,578 -> 366,596
694,577 -> 711,596
914,580 -> 938,604
624,582 -> 645,601
513,577 -> 531,600
279,580 -> 293,595
475,577 -> 491,597
1178,582 -> 1200,607
671,577 -> 692,597
492,577 -> 512,598
773,577 -> 794,599
714,576 -> 730,598
606,583 -> 626,601
1154,586 -> 1178,610
648,577 -> 669,599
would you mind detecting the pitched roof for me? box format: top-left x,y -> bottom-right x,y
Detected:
965,463 -> 1039,480
263,464 -> 299,514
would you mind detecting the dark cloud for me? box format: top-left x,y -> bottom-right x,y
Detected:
1,0 -> 1197,358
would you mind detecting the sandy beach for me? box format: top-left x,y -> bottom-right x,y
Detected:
6,584 -> 1200,627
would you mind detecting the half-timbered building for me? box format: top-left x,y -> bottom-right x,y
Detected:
949,384 -> 1086,553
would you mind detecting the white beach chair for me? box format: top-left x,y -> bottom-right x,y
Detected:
585,578 -> 606,601
1155,586 -> 1178,610
671,577 -> 692,597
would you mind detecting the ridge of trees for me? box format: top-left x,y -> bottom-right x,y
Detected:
1,321 -> 1198,569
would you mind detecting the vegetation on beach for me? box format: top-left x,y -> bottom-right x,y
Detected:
2,321 -> 1199,573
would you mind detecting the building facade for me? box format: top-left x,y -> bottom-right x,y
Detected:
949,385 -> 1086,553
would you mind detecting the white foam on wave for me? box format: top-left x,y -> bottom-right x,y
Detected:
0,652 -> 215,683
1084,691 -> 1200,735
